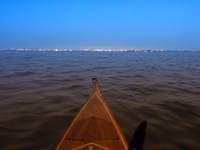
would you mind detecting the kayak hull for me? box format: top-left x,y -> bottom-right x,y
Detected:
56,79 -> 128,150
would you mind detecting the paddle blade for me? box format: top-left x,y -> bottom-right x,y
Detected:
128,121 -> 147,150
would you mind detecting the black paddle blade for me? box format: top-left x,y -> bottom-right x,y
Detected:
128,121 -> 147,150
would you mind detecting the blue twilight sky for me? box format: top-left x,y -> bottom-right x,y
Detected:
0,0 -> 200,50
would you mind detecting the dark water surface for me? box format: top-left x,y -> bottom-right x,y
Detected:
0,51 -> 200,150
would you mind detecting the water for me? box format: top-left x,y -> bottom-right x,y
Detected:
0,50 -> 200,150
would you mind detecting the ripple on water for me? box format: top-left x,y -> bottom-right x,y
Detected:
0,51 -> 200,149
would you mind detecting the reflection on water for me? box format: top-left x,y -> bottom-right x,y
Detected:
0,51 -> 200,150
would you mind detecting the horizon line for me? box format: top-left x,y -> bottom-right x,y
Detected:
0,48 -> 198,52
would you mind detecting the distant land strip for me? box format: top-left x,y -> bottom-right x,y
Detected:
0,49 -> 196,52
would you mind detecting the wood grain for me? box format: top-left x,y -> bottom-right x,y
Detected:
56,80 -> 128,150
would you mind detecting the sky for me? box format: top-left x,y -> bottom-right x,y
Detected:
0,0 -> 200,50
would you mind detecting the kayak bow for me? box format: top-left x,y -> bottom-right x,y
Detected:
56,78 -> 128,150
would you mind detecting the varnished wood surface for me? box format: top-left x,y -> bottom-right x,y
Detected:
56,80 -> 128,150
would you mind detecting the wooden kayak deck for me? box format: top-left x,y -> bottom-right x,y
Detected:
56,79 -> 128,150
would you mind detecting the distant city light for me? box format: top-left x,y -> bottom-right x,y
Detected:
0,48 -> 195,52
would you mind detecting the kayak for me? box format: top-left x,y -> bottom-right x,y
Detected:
56,78 -> 147,150
56,78 -> 128,150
